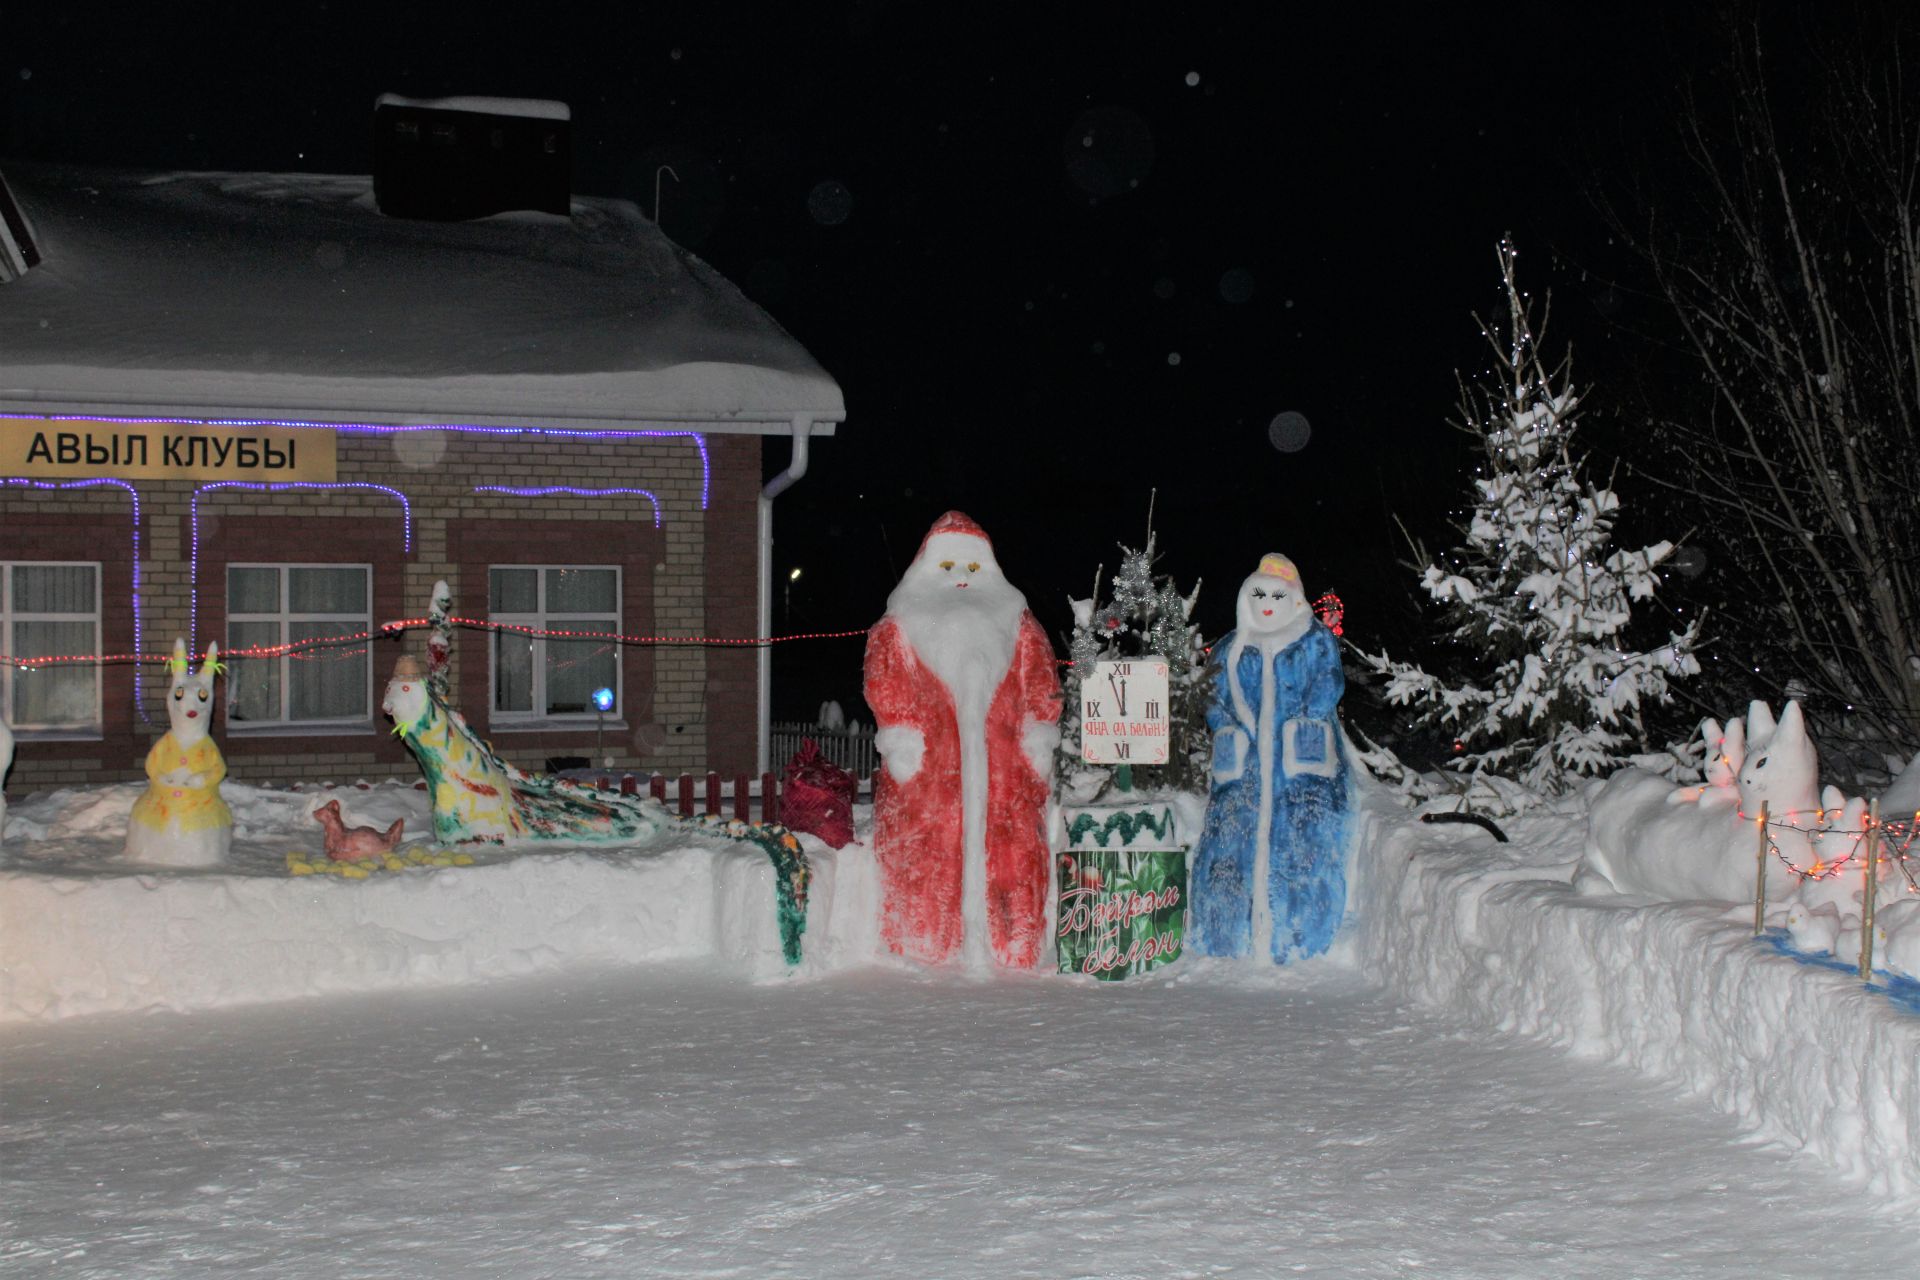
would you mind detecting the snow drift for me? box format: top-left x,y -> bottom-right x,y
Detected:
1348,787 -> 1920,1203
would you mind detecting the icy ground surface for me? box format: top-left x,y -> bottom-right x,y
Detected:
5,962 -> 1915,1280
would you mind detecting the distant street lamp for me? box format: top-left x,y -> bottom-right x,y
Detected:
785,566 -> 802,629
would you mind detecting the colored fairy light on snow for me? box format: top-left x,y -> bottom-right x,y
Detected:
1733,802 -> 1920,882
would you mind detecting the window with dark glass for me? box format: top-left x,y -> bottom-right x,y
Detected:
488,566 -> 620,720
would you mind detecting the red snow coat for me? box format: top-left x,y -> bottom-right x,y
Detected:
863,610 -> 1061,967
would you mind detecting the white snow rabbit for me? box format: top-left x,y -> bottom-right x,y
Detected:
1580,701 -> 1818,902
123,640 -> 234,867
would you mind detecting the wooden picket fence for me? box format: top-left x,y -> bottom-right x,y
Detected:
575,769 -> 871,826
769,721 -> 879,778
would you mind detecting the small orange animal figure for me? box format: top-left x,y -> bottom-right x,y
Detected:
312,798 -> 405,862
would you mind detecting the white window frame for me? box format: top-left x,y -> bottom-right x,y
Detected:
1,560 -> 103,738
225,563 -> 375,733
488,564 -> 623,727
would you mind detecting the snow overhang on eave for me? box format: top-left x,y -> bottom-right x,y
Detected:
0,392 -> 843,438
0,165 -> 847,440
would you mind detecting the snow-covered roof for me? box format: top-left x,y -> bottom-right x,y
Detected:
0,164 -> 843,433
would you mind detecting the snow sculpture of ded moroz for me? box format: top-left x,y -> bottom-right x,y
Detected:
1190,554 -> 1353,962
124,639 -> 233,867
864,511 -> 1062,967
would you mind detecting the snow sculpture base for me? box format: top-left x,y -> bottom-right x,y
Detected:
1,828 -> 828,1022
123,822 -> 233,870
1057,802 -> 1186,980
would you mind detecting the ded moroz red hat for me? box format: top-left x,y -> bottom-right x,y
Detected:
915,510 -> 995,559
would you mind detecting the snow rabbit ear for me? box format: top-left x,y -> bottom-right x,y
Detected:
1745,700 -> 1778,749
169,637 -> 190,685
1774,699 -> 1809,746
1737,699 -> 1818,816
1701,717 -> 1741,787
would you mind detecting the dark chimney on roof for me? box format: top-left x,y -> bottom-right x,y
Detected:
0,168 -> 43,283
372,94 -> 571,221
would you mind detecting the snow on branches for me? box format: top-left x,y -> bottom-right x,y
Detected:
1363,239 -> 1701,798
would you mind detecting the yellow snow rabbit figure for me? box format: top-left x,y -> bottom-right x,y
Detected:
124,639 -> 234,868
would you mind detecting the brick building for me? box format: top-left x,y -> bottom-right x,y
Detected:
0,164 -> 843,791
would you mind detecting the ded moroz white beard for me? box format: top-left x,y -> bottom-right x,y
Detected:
887,538 -> 1025,727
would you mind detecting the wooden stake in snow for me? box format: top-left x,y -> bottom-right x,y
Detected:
1860,800 -> 1879,981
1753,801 -> 1769,936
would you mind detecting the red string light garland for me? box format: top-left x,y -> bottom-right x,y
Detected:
1735,805 -> 1920,887
0,618 -> 872,668
2,596 -> 1357,664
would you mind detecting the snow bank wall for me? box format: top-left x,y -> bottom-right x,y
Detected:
1348,803 -> 1920,1203
0,843 -> 878,1022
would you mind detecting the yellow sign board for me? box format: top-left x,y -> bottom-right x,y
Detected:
1,420 -> 337,482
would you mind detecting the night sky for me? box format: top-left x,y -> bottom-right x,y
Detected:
4,3 -> 1720,719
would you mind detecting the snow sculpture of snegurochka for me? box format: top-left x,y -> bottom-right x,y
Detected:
1190,553 -> 1353,963
864,512 -> 1062,968
124,639 -> 234,868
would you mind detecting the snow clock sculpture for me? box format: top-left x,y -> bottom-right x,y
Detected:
864,512 -> 1062,968
123,639 -> 234,868
1190,554 -> 1354,963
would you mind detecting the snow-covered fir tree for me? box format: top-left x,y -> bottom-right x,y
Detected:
1057,526 -> 1207,798
1363,238 -> 1701,797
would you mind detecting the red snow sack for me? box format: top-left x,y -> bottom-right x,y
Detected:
780,739 -> 858,849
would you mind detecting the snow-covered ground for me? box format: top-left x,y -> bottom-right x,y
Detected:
4,774 -> 1919,1276
7,960 -> 1916,1279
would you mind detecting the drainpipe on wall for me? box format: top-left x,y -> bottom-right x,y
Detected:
758,414 -> 814,777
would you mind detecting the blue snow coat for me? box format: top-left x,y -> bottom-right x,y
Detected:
1189,620 -> 1353,962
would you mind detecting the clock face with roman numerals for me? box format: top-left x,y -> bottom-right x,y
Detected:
1080,659 -> 1170,765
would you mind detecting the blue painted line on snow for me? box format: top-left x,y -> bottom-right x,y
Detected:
1759,928 -> 1920,1015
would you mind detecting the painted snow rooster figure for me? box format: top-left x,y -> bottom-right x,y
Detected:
382,653 -> 663,846
124,639 -> 234,868
864,512 -> 1061,968
382,579 -> 814,965
1190,554 -> 1353,963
